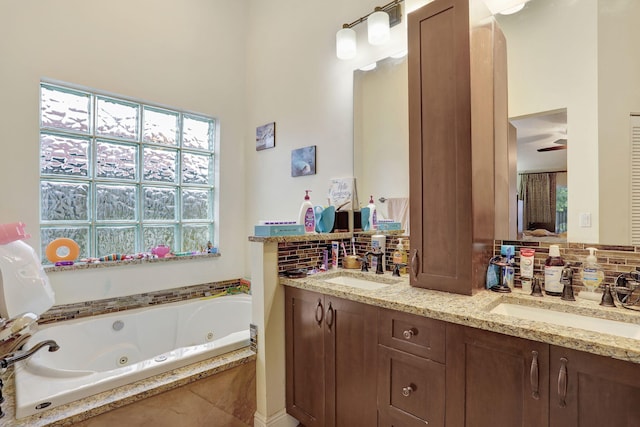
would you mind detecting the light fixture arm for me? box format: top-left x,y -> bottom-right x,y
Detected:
341,0 -> 403,30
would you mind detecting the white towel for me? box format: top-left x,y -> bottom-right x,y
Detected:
386,198 -> 410,235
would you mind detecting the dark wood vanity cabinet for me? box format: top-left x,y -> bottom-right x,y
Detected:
549,346 -> 640,427
284,287 -> 378,427
378,308 -> 446,427
446,324 -> 550,427
447,324 -> 640,427
407,0 -> 506,295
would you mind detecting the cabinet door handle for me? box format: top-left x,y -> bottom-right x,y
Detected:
530,350 -> 540,400
402,384 -> 416,397
325,302 -> 334,330
315,300 -> 324,326
558,357 -> 568,408
411,249 -> 419,280
403,328 -> 417,340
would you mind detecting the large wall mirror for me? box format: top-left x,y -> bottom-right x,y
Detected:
353,0 -> 640,245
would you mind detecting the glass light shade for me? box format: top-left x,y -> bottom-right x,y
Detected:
367,10 -> 390,46
336,27 -> 357,60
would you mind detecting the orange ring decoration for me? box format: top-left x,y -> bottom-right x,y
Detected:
45,238 -> 80,263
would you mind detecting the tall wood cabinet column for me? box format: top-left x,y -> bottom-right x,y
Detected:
408,0 -> 507,294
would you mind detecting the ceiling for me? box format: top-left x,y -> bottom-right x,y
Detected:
510,108 -> 568,173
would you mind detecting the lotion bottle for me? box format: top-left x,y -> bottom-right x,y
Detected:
367,195 -> 378,230
544,245 -> 564,296
298,190 -> 316,233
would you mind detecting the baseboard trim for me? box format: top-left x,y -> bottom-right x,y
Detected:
253,409 -> 299,427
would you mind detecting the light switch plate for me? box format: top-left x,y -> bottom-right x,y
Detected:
579,212 -> 592,227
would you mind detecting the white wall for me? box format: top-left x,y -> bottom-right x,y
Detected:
0,0 -> 248,304
497,0 -> 599,243
598,0 -> 640,245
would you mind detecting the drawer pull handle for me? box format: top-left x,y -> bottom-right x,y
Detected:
411,250 -> 419,280
315,300 -> 324,326
558,357 -> 568,408
530,350 -> 540,400
402,328 -> 417,340
325,302 -> 334,330
402,384 -> 415,397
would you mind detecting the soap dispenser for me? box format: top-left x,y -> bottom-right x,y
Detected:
392,238 -> 407,275
298,190 -> 316,233
580,247 -> 604,301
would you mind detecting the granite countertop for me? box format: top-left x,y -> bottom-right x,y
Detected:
0,347 -> 255,426
280,270 -> 640,364
248,230 -> 405,243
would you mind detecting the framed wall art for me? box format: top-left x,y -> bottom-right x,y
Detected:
256,122 -> 275,151
291,145 -> 316,177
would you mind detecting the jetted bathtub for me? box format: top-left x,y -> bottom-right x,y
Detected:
13,293 -> 251,419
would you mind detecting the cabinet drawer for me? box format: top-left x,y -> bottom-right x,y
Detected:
378,345 -> 445,427
378,307 -> 446,362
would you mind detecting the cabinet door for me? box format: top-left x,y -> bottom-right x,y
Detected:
446,324 -> 549,427
285,287 -> 326,427
378,345 -> 445,427
325,296 -> 378,427
549,346 -> 640,427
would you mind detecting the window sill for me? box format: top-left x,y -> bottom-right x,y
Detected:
43,252 -> 221,273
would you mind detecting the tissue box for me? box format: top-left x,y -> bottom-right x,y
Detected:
377,222 -> 402,231
254,224 -> 305,237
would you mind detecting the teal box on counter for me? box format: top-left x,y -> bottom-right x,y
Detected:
254,224 -> 305,237
377,222 -> 402,231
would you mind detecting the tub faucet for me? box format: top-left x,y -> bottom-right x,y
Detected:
0,340 -> 59,369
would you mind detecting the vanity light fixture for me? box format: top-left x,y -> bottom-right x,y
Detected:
484,0 -> 530,15
360,62 -> 377,71
336,0 -> 403,60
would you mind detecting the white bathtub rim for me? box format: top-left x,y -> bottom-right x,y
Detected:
14,293 -> 251,419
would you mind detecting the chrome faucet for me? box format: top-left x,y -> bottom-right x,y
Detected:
0,340 -> 59,369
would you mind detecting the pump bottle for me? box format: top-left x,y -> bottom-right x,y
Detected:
298,190 -> 316,233
544,245 -> 564,296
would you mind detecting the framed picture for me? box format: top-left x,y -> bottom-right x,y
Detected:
256,122 -> 276,151
291,145 -> 316,177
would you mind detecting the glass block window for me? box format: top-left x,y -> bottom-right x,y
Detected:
39,82 -> 216,262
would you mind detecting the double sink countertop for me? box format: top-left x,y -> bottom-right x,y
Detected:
280,269 -> 640,364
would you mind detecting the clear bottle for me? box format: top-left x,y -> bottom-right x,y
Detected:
544,245 -> 564,296
297,190 -> 316,233
580,247 -> 604,299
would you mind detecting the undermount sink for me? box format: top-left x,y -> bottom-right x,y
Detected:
323,275 -> 392,291
490,303 -> 640,340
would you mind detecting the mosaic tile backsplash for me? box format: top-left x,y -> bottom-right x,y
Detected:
40,279 -> 248,324
494,240 -> 640,290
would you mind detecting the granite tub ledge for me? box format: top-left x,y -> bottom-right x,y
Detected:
1,347 -> 255,427
248,229 -> 406,244
280,269 -> 640,364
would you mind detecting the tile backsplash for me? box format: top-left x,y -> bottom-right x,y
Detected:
494,240 -> 640,289
40,279 -> 246,324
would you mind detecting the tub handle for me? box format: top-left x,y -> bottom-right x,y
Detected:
315,300 -> 324,326
325,302 -> 334,330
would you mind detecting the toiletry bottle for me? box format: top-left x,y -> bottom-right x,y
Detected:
581,247 -> 604,295
298,190 -> 316,233
544,245 -> 565,296
367,196 -> 378,230
392,238 -> 407,274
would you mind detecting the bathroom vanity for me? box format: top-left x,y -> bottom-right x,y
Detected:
281,270 -> 640,427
